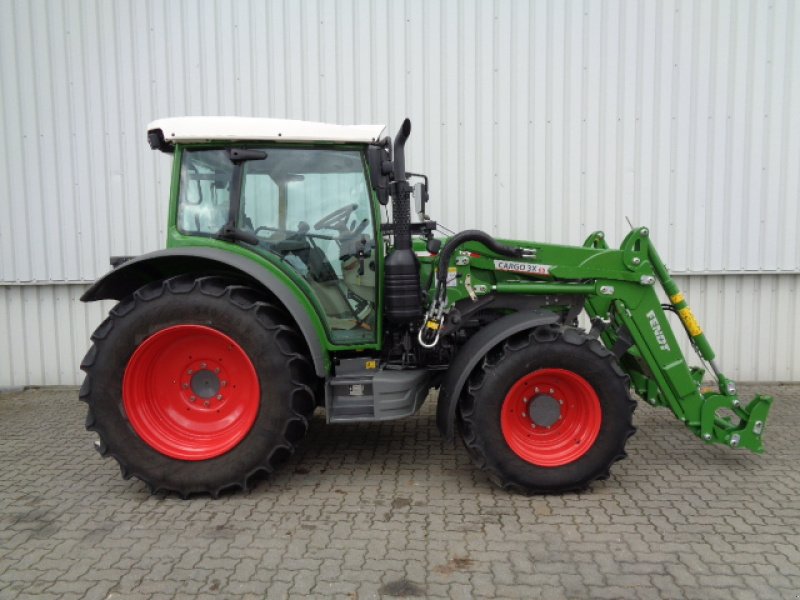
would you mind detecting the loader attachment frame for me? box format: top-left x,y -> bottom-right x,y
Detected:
582,228 -> 773,452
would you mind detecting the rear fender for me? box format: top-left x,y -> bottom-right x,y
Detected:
81,247 -> 328,377
436,310 -> 561,440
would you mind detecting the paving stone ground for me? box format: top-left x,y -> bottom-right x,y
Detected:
0,383 -> 798,600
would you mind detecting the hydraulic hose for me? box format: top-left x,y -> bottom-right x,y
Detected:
419,230 -> 531,348
435,230 -> 527,286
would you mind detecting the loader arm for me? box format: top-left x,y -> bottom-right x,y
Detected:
581,228 -> 772,452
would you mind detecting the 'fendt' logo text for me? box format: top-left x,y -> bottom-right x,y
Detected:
646,310 -> 671,351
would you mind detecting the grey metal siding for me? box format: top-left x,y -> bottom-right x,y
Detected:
1,0 -> 797,384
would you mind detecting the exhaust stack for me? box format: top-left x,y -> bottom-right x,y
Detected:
384,118 -> 423,322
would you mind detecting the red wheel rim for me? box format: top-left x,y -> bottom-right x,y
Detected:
123,325 -> 260,461
500,368 -> 602,467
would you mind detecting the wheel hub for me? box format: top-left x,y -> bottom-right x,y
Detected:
528,393 -> 561,428
181,361 -> 228,408
190,369 -> 221,399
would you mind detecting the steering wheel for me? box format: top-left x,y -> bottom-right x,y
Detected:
314,203 -> 358,232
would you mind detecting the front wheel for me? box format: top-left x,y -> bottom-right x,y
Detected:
458,324 -> 636,493
80,275 -> 317,497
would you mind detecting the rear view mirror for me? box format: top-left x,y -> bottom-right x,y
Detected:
227,148 -> 267,163
414,182 -> 428,217
367,139 -> 392,205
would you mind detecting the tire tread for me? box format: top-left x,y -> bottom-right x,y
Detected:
79,275 -> 317,498
458,325 -> 636,494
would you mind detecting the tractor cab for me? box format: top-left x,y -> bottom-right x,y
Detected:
150,117 -> 389,344
176,144 -> 378,342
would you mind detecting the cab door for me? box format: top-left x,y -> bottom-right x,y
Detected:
238,147 -> 377,344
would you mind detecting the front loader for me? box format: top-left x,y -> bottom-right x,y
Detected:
80,116 -> 772,497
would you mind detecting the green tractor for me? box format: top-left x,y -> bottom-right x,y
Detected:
80,116 -> 773,497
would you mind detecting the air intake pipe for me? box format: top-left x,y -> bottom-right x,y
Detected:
390,119 -> 412,250
384,119 -> 423,322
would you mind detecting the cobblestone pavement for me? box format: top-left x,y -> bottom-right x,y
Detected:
0,383 -> 798,600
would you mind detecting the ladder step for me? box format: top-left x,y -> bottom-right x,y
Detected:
326,368 -> 432,423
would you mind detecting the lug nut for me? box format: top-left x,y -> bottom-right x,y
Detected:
216,394 -> 223,400
200,362 -> 207,369
182,383 -> 189,389
215,368 -> 220,374
187,369 -> 193,375
204,400 -> 210,408
220,380 -> 227,387
189,396 -> 196,402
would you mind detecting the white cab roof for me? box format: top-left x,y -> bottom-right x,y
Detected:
147,116 -> 386,145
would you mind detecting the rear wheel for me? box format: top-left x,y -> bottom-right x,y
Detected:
80,275 -> 317,497
458,324 -> 635,493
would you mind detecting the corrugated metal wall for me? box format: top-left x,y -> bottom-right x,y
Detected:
1,0 -> 798,385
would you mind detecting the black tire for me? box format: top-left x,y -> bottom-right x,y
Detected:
458,324 -> 636,494
79,275 -> 317,497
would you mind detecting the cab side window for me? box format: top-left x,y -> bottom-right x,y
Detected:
177,150 -> 232,235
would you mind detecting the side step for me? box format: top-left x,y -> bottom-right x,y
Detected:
326,359 -> 432,423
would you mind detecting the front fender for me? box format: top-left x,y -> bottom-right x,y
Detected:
436,310 -> 561,440
81,247 -> 328,377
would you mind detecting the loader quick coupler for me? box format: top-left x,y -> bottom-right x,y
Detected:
698,392 -> 772,452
